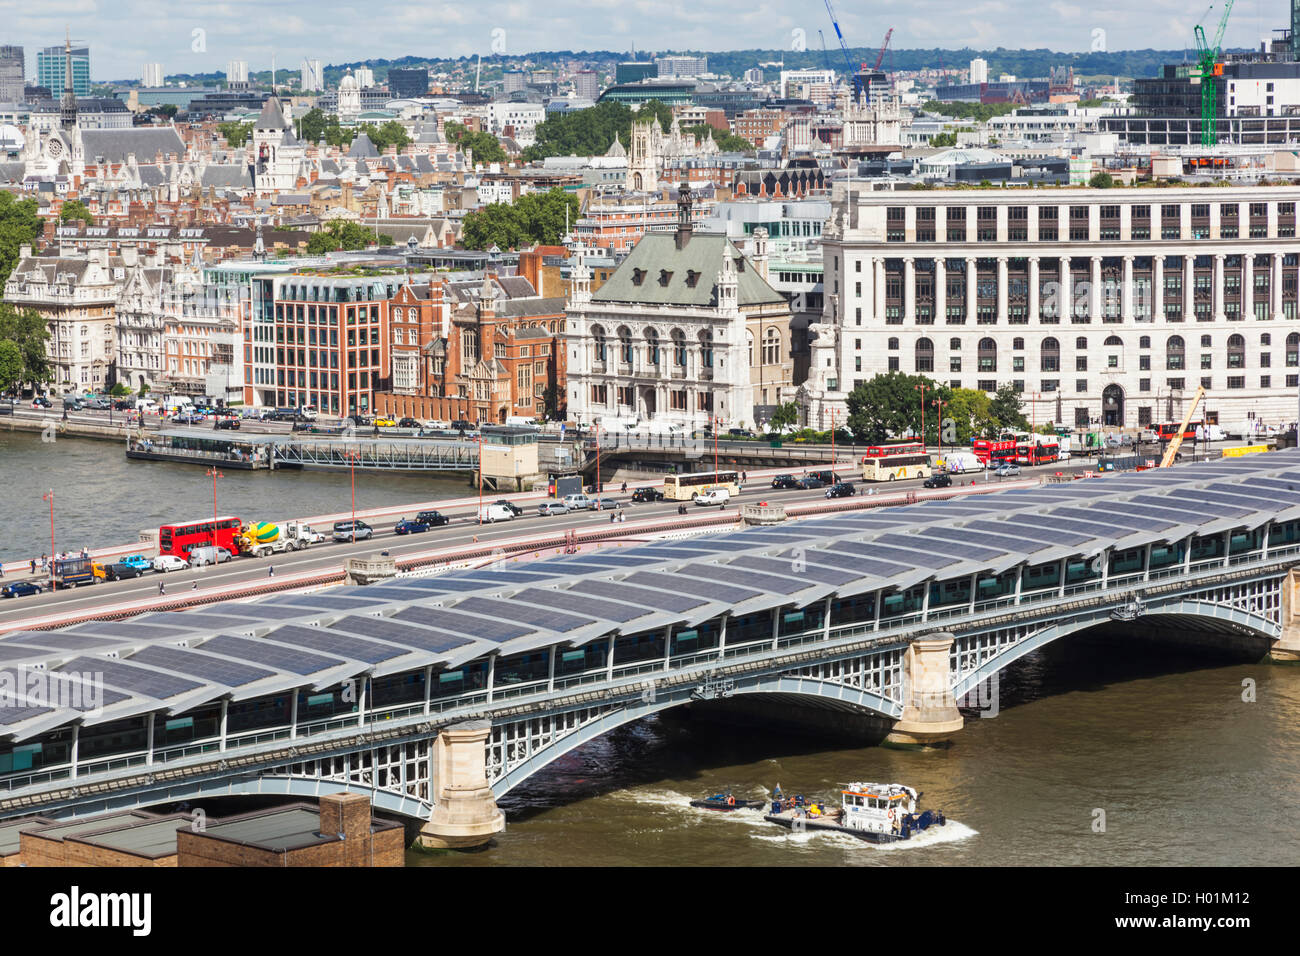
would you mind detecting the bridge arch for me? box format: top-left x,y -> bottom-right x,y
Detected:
951,599 -> 1281,700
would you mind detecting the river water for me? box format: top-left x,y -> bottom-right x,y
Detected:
412,636 -> 1300,867
0,430 -> 469,563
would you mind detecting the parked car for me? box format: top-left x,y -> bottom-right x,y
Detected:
31,396 -> 52,408
770,474 -> 799,489
563,494 -> 595,511
153,554 -> 190,572
103,562 -> 144,581
631,487 -> 664,502
120,554 -> 152,572
414,510 -> 449,527
994,463 -> 1021,478
825,482 -> 857,498
923,473 -> 954,489
394,519 -> 429,534
693,488 -> 731,506
332,520 -> 373,542
727,428 -> 755,438
422,419 -> 451,430
538,501 -> 570,516
493,500 -> 524,517
451,419 -> 473,431
1,581 -> 44,598
796,476 -> 825,490
478,503 -> 516,523
347,414 -> 373,427
397,417 -> 421,429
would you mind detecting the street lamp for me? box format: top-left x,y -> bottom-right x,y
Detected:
915,382 -> 930,452
42,490 -> 54,592
205,466 -> 223,547
344,451 -> 359,538
475,434 -> 485,523
932,396 -> 945,462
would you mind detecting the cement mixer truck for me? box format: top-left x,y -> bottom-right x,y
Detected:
234,520 -> 315,558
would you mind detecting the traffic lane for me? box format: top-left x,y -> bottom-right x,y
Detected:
0,484 -> 835,621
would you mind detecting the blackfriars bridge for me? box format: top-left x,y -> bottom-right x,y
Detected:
2,451 -> 1299,846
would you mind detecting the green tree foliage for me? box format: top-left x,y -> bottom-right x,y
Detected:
461,188 -> 580,251
847,373 -> 1029,446
542,382 -> 565,422
109,382 -> 131,397
458,130 -> 507,164
1089,171 -> 1115,188
146,104 -> 178,119
307,221 -> 394,254
632,100 -> 674,133
929,132 -> 958,148
59,199 -> 94,225
0,192 -> 42,290
0,303 -> 51,389
769,401 -> 799,431
523,101 -> 633,161
846,371 -> 941,445
218,121 -> 254,147
0,339 -> 21,394
359,121 -> 411,152
988,383 -> 1029,433
921,100 -> 1019,123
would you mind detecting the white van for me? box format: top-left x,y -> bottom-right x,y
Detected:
478,504 -> 515,523
693,488 -> 731,506
505,415 -> 538,428
942,451 -> 983,473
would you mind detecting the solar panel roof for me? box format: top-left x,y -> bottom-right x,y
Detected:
260,625 -> 408,664
128,645 -> 275,688
55,657 -> 202,700
392,606 -> 532,642
450,597 -> 594,632
579,578 -> 708,613
197,634 -> 343,675
624,571 -> 762,605
508,587 -> 651,624
326,616 -> 472,654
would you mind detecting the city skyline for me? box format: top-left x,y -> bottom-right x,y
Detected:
0,0 -> 1286,84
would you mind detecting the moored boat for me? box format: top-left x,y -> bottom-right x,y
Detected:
763,782 -> 945,843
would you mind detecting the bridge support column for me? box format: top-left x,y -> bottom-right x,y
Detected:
417,721 -> 505,849
884,633 -> 964,747
1272,569 -> 1300,663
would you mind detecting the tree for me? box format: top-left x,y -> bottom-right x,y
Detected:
458,130 -> 507,164
217,121 -> 253,148
59,199 -> 94,225
0,340 -> 21,394
146,104 -> 178,119
307,220 -> 393,254
523,100 -> 633,161
461,188 -> 579,250
109,382 -> 131,397
542,382 -> 565,422
769,401 -> 799,431
361,120 -> 412,152
0,302 -> 50,390
0,191 -> 42,289
1089,171 -> 1115,189
845,371 -> 941,444
930,132 -> 957,148
683,123 -> 753,152
988,383 -> 1029,434
944,388 -> 996,444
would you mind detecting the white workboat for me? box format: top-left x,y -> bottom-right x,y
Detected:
763,782 -> 946,843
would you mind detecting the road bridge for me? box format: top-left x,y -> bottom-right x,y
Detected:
2,451 -> 1299,847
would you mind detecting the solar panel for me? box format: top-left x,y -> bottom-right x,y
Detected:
729,556 -> 859,586
579,578 -> 707,613
858,542 -> 959,569
198,634 -> 343,675
261,624 -> 408,664
0,646 -> 50,663
0,704 -> 54,727
56,656 -> 202,700
3,633 -> 116,651
1052,506 -> 1175,534
921,528 -> 1032,556
392,606 -> 532,642
265,594 -> 388,611
326,616 -> 473,654
451,596 -> 595,632
66,621 -> 193,641
508,588 -> 650,624
624,571 -> 761,606
193,602 -> 320,620
450,569 -> 569,586
134,612 -> 256,631
678,562 -> 810,595
129,645 -> 275,687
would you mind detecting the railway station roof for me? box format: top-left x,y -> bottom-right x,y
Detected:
3,450 -> 1300,741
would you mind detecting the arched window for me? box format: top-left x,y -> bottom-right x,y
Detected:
591,324 -> 607,364
1227,333 -> 1245,369
1261,333 -> 1271,346
645,329 -> 661,366
978,337 -> 997,372
1166,334 -> 1185,370
699,330 -> 714,368
1139,335 -> 1151,349
1012,337 -> 1024,350
887,337 -> 899,350
1200,334 -> 1212,348
1041,337 -> 1060,372
915,337 -> 934,373
1287,332 -> 1299,367
618,326 -> 633,364
671,329 -> 687,367
746,330 -> 754,367
950,337 -> 962,351
1104,335 -> 1122,346
763,328 -> 781,365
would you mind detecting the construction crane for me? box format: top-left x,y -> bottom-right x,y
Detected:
823,0 -> 865,102
1194,0 -> 1236,146
873,27 -> 894,72
818,30 -> 833,74
1159,385 -> 1207,467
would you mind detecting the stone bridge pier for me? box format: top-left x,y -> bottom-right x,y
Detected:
1274,569 -> 1300,662
884,633 -> 964,747
417,721 -> 505,849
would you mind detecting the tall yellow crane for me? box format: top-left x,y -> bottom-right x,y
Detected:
1159,385 -> 1207,467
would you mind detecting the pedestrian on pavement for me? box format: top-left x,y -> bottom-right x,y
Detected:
609,511 -> 616,524
268,565 -> 275,577
158,581 -> 165,595
29,558 -> 36,574
618,511 -> 625,523
621,481 -> 628,494
191,581 -> 198,590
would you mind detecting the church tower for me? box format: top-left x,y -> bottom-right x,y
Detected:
60,28 -> 77,132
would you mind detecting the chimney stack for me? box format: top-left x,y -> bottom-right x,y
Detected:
674,181 -> 693,250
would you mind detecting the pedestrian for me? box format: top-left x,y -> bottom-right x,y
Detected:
191,581 -> 198,590
29,557 -> 35,574
609,511 -> 616,524
742,471 -> 748,483
268,565 -> 274,577
618,511 -> 625,523
158,580 -> 165,595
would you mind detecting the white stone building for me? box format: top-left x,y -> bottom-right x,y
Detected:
803,181 -> 1300,431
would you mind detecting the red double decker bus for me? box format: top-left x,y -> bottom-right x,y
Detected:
971,439 -> 1017,466
1015,440 -> 1060,466
1154,421 -> 1200,441
159,516 -> 243,559
861,441 -> 925,463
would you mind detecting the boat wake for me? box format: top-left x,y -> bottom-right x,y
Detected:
873,820 -> 979,850
749,819 -> 978,851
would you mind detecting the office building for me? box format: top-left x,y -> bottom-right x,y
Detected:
0,46 -> 24,103
615,61 -> 656,85
142,62 -> 163,87
301,58 -> 323,91
970,58 -> 989,84
226,59 -> 248,87
573,69 -> 600,100
656,55 -> 707,78
37,44 -> 89,98
387,67 -> 428,98
354,66 -> 374,88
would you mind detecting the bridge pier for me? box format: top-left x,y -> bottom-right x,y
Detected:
1272,569 -> 1300,662
884,633 -> 964,747
417,721 -> 505,849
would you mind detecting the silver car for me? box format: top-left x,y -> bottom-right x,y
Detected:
538,501 -> 570,516
995,463 -> 1021,477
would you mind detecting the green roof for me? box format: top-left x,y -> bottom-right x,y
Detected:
590,233 -> 784,309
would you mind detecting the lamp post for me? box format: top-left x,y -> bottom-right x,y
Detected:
711,415 -> 719,474
42,490 -> 54,592
476,435 -> 484,523
830,409 -> 837,471
205,466 -> 223,547
915,382 -> 930,452
932,396 -> 945,462
343,451 -> 358,537
595,423 -> 602,499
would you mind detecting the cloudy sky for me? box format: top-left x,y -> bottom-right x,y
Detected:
0,0 -> 1285,81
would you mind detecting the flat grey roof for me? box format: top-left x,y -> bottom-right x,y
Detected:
4,449 -> 1300,740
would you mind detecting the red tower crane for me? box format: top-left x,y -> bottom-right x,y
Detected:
873,28 -> 894,71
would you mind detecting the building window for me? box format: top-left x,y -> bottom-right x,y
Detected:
1227,376 -> 1245,389
1040,337 -> 1060,372
1166,335 -> 1185,370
